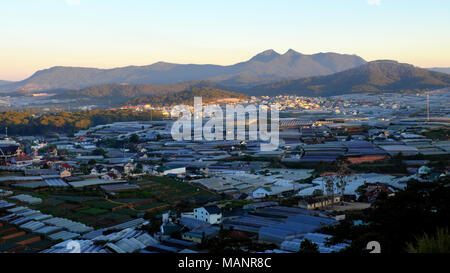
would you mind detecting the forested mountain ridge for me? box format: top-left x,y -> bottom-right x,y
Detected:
125,87 -> 248,106
246,60 -> 450,97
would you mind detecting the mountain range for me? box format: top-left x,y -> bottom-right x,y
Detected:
0,49 -> 366,92
246,60 -> 450,97
1,50 -> 448,100
52,59 -> 450,107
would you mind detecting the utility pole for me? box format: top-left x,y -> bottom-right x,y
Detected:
427,93 -> 430,122
5,127 -> 7,138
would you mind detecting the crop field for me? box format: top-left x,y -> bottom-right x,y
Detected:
3,176 -> 217,229
28,195 -> 135,228
133,176 -> 217,203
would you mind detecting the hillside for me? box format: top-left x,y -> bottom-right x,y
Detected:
429,67 -> 450,75
0,50 -> 366,92
0,80 -> 12,86
246,60 -> 450,97
57,81 -> 226,105
62,81 -> 206,99
126,87 -> 248,106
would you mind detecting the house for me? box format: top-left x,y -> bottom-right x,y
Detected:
364,183 -> 395,202
107,167 -> 123,179
181,232 -> 203,244
10,155 -> 33,167
99,167 -> 123,180
160,222 -> 182,236
193,206 -> 222,225
60,163 -> 74,171
418,166 -> 432,176
91,165 -> 108,176
252,187 -> 272,199
186,166 -> 210,179
123,162 -> 135,174
60,169 -> 72,178
181,226 -> 220,244
0,144 -> 21,160
298,196 -> 341,210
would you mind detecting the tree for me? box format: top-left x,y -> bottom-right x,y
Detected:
298,239 -> 319,253
92,148 -> 107,156
336,175 -> 353,201
141,218 -> 162,235
129,134 -> 139,144
0,109 -> 163,136
324,176 -> 335,197
312,189 -> 324,197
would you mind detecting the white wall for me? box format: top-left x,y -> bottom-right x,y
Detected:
194,207 -> 222,224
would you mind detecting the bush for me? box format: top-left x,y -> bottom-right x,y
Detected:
407,227 -> 450,253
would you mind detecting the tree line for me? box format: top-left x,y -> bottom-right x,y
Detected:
0,109 -> 163,136
126,87 -> 248,106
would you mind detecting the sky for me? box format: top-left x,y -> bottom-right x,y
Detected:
0,0 -> 449,81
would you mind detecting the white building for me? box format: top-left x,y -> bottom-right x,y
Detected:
123,162 -> 135,174
163,167 -> 186,176
193,206 -> 222,225
253,187 -> 272,199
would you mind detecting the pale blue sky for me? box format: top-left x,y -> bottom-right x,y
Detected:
1,0 -> 449,80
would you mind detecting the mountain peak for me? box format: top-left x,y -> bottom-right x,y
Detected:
148,61 -> 178,70
250,49 -> 281,62
365,60 -> 414,70
261,49 -> 279,55
369,60 -> 400,65
284,49 -> 301,55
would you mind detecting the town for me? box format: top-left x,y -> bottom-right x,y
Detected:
1,90 -> 449,253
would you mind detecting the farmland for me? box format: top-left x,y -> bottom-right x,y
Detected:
4,176 -> 217,229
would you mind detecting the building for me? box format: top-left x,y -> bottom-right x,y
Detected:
91,165 -> 108,176
298,196 -> 341,210
123,162 -> 135,174
10,155 -> 34,167
252,187 -> 272,199
163,167 -> 186,176
193,206 -> 222,225
0,143 -> 21,162
181,232 -> 203,244
60,169 -> 72,178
